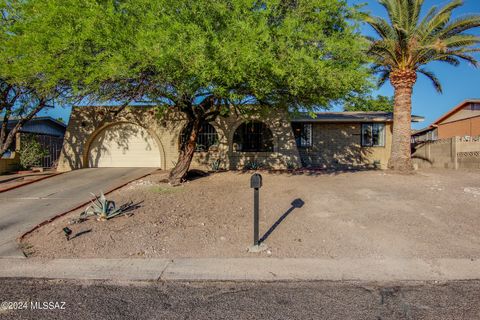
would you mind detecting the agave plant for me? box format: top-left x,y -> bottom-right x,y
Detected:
80,192 -> 133,221
244,160 -> 265,170
210,159 -> 223,171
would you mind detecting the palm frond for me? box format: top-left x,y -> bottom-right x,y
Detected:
367,0 -> 480,91
377,69 -> 391,88
417,68 -> 442,93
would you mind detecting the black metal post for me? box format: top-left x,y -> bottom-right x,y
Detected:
253,187 -> 259,246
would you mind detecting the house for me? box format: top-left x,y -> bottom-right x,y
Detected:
0,117 -> 67,174
412,99 -> 480,142
57,106 -> 423,172
411,126 -> 438,143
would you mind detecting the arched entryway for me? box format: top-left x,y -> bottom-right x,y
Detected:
88,123 -> 161,168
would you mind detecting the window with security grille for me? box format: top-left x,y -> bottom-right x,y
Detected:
181,122 -> 219,152
233,121 -> 274,152
292,123 -> 312,148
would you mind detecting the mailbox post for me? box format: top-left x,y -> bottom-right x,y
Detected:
250,173 -> 262,247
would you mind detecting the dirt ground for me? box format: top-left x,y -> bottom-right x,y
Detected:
22,168 -> 480,259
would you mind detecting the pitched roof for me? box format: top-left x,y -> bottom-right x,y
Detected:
431,99 -> 480,125
7,116 -> 67,129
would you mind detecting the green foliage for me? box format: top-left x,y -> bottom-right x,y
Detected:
210,159 -> 223,172
344,94 -> 393,112
244,160 -> 265,170
20,0 -> 371,112
19,134 -> 48,169
81,192 -> 134,221
3,0 -> 374,180
286,161 -> 298,170
0,0 -> 103,155
366,0 -> 480,91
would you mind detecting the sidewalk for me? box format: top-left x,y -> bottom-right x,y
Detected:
1,258 -> 480,281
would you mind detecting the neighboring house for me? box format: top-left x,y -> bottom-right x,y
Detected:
58,106 -> 423,172
413,99 -> 480,142
411,126 -> 438,143
411,99 -> 480,170
0,117 -> 66,174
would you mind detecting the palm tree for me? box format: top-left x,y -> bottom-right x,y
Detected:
366,0 -> 480,170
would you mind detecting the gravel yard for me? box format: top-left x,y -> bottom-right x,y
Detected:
22,169 -> 480,259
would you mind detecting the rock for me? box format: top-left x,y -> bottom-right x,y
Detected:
464,187 -> 480,196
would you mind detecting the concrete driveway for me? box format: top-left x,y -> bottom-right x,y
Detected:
0,168 -> 156,257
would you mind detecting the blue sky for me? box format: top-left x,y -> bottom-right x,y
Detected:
39,0 -> 480,130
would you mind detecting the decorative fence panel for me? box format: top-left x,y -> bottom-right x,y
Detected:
412,136 -> 480,169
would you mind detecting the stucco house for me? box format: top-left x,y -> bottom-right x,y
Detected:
57,106 -> 423,172
412,99 -> 480,143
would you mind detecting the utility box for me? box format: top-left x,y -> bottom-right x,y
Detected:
250,173 -> 262,189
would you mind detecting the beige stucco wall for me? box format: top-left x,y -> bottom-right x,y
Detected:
413,136 -> 480,169
57,106 -> 302,172
0,133 -> 21,174
58,106 -> 393,172
0,153 -> 20,174
297,122 -> 392,169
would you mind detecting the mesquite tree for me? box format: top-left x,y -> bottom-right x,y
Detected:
17,0 -> 371,184
0,0 -> 113,157
366,0 -> 480,170
95,0 -> 371,185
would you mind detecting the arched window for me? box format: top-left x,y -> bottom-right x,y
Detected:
233,121 -> 274,152
181,122 -> 219,152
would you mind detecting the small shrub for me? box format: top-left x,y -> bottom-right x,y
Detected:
19,134 -> 48,169
244,160 -> 264,170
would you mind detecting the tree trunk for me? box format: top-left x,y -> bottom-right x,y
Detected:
388,70 -> 416,171
168,119 -> 201,185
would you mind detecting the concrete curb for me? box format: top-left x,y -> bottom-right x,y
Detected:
1,258 -> 480,281
0,172 -> 63,194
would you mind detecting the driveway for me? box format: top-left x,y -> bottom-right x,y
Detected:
0,168 -> 156,257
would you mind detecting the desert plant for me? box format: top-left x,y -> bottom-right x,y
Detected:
80,192 -> 133,221
210,159 -> 223,171
244,160 -> 264,170
286,161 -> 298,170
19,134 -> 48,169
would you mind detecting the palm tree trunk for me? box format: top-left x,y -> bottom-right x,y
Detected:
388,70 -> 416,171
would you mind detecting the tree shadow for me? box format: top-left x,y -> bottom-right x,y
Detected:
259,198 -> 304,244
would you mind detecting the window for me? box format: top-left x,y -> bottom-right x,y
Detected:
361,123 -> 385,147
181,122 -> 219,152
469,103 -> 480,111
292,123 -> 312,148
233,121 -> 274,152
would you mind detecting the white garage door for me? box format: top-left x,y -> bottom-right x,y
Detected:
88,123 -> 161,168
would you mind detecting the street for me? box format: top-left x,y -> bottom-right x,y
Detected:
1,279 -> 479,319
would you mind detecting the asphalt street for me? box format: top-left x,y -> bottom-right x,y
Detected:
0,167 -> 155,256
1,279 -> 479,319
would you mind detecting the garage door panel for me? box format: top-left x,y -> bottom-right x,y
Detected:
88,123 -> 161,168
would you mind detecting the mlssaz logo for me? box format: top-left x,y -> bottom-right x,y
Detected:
30,301 -> 66,310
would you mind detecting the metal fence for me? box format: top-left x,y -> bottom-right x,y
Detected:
36,134 -> 64,168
